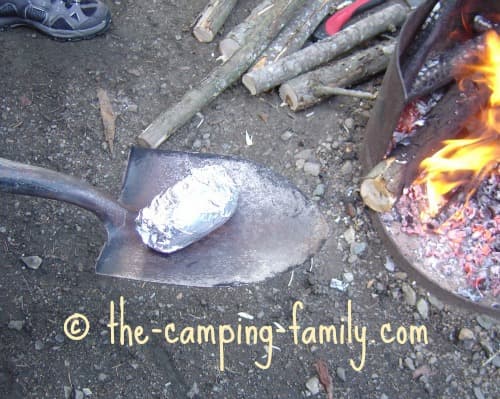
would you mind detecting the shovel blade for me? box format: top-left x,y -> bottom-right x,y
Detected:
96,147 -> 328,287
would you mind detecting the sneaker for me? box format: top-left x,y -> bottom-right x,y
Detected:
0,0 -> 111,40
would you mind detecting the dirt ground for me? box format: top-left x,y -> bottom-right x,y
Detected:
0,1 -> 498,398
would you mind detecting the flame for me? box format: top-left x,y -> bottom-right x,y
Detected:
416,31 -> 500,220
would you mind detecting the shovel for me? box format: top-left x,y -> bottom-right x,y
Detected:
0,147 -> 328,287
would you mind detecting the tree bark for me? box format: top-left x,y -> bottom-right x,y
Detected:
360,81 -> 489,212
218,0 -> 274,62
251,0 -> 336,70
242,3 -> 409,95
279,41 -> 394,111
193,0 -> 239,43
138,0 -> 305,149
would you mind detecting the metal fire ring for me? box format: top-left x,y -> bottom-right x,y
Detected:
361,0 -> 500,319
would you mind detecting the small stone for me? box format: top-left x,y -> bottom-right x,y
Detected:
82,388 -> 92,396
126,103 -> 138,113
350,241 -> 367,256
294,148 -> 314,160
35,340 -> 44,350
98,373 -> 108,382
394,272 -> 408,280
55,333 -> 65,344
428,294 -> 444,311
305,376 -> 321,395
416,298 -> 429,319
343,118 -> 354,130
313,184 -> 325,197
340,160 -> 353,176
384,256 -> 396,272
64,386 -> 72,399
8,320 -> 24,331
295,159 -> 305,170
336,367 -> 346,382
380,395 -> 389,399
192,139 -> 202,150
281,130 -> 293,141
458,328 -> 475,341
303,162 -> 321,176
404,357 -> 415,371
473,387 -> 485,399
343,272 -> 354,283
21,255 -> 42,270
187,382 -> 199,399
476,315 -> 495,330
402,284 -> 417,306
343,226 -> 356,244
74,390 -> 84,399
0,226 -> 6,233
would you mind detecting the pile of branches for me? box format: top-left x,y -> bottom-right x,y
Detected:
138,0 -> 412,148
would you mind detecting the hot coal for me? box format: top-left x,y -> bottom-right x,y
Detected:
381,172 -> 499,307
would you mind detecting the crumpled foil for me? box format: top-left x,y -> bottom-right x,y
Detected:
135,165 -> 239,254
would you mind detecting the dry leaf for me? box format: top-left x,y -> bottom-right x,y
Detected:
97,88 -> 116,155
314,359 -> 333,399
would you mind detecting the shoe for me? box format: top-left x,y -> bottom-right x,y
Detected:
0,0 -> 111,40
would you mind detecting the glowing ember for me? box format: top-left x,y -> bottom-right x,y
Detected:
415,31 -> 500,220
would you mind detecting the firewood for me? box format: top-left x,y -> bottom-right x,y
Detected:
250,0 -> 336,71
360,81 -> 489,213
138,0 -> 304,149
407,33 -> 487,100
279,41 -> 394,111
401,0 -> 460,89
193,0 -> 239,43
218,0 -> 275,62
242,3 -> 409,95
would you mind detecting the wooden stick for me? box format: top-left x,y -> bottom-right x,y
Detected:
279,41 -> 394,111
138,0 -> 305,149
193,0 -> 239,43
218,0 -> 274,62
312,86 -> 377,100
360,81 -> 489,212
242,3 -> 409,95
251,0 -> 336,70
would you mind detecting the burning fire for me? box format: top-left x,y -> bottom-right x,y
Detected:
416,31 -> 500,220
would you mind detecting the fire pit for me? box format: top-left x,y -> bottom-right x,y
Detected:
362,0 -> 500,317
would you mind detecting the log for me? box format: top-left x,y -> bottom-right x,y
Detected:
407,33 -> 487,100
400,0 -> 459,88
251,0 -> 336,70
138,0 -> 305,149
360,81 -> 489,213
193,0 -> 239,43
242,3 -> 409,95
279,41 -> 394,111
218,0 -> 274,62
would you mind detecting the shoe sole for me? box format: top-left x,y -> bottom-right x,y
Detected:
0,15 -> 111,41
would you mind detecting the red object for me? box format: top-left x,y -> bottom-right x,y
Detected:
325,0 -> 373,36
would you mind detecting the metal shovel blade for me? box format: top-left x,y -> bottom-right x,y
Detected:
99,148 -> 328,286
0,147 -> 328,287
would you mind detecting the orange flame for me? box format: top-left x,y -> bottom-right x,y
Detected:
416,30 -> 500,219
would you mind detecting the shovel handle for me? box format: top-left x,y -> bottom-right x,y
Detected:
0,157 -> 128,229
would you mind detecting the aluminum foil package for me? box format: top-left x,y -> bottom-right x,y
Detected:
135,165 -> 239,254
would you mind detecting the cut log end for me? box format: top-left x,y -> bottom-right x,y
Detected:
193,26 -> 215,43
242,74 -> 258,95
136,135 -> 154,149
360,157 -> 405,212
360,177 -> 397,213
279,83 -> 299,110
